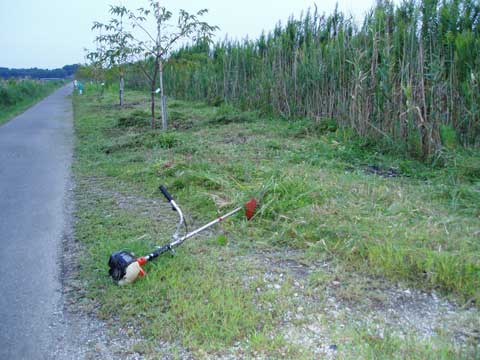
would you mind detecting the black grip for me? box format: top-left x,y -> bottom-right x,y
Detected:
149,244 -> 171,260
159,185 -> 174,202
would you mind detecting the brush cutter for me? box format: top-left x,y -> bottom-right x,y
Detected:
108,185 -> 257,285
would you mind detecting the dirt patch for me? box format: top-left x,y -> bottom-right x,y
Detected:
222,134 -> 250,145
103,132 -> 178,154
236,250 -> 480,354
209,112 -> 256,125
344,164 -> 403,178
117,110 -> 150,128
365,164 -> 401,178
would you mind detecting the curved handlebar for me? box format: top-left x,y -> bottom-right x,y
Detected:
159,185 -> 174,202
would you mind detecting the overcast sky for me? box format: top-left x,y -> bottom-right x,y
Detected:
0,0 -> 379,69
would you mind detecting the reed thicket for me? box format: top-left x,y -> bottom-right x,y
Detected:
161,0 -> 479,159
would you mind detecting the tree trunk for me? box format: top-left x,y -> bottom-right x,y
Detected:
156,6 -> 167,131
151,84 -> 156,129
150,60 -> 159,129
159,59 -> 167,130
119,75 -> 124,107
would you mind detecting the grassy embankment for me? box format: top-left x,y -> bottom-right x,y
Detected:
73,86 -> 479,358
0,79 -> 64,126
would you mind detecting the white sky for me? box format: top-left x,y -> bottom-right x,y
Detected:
0,0 -> 378,69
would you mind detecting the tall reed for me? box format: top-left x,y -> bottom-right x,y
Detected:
162,0 -> 479,158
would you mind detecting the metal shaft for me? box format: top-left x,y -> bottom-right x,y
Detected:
170,206 -> 242,247
144,206 -> 242,262
170,200 -> 184,241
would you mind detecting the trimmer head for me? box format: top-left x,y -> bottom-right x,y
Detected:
245,198 -> 257,220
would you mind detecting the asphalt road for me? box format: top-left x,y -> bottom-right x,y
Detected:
0,84 -> 74,359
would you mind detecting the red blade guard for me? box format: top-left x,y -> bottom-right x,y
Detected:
245,198 -> 257,220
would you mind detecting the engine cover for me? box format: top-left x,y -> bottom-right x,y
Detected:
108,251 -> 136,281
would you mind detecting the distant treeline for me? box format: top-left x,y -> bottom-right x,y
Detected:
0,64 -> 80,79
155,0 -> 479,158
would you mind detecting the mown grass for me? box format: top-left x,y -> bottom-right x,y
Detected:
0,79 -> 64,126
76,194 -> 269,350
73,86 -> 479,358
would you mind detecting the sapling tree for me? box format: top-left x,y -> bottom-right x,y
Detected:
89,6 -> 135,107
127,1 -> 218,129
84,39 -> 107,100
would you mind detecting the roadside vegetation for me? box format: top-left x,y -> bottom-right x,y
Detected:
0,79 -> 64,125
72,0 -> 479,357
73,86 -> 479,358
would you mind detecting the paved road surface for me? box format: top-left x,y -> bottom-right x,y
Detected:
0,85 -> 74,359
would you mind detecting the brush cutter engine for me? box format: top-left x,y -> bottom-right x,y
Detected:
108,251 -> 136,281
108,185 -> 257,285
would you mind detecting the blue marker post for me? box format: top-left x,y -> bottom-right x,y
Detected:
77,81 -> 84,95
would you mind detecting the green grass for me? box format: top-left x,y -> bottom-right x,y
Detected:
0,79 -> 65,126
73,86 -> 479,358
76,195 -> 269,350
